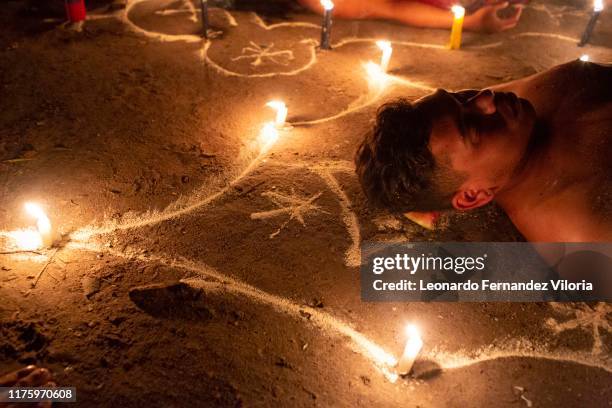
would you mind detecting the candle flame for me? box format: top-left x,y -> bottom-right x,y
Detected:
364,61 -> 388,88
394,323 -> 424,376
376,40 -> 391,51
594,0 -> 603,12
451,5 -> 465,18
259,122 -> 279,152
580,54 -> 590,62
265,100 -> 288,127
376,40 -> 393,72
405,324 -> 421,338
24,202 -> 51,237
320,0 -> 334,11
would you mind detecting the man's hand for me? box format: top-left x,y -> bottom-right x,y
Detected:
465,2 -> 524,32
0,365 -> 55,408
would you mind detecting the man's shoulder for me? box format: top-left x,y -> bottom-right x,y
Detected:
552,60 -> 612,82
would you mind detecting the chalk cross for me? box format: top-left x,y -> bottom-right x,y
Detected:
251,189 -> 326,238
232,41 -> 295,67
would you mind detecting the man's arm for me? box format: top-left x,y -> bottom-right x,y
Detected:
298,0 -> 523,32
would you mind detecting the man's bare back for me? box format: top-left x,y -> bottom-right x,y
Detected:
493,61 -> 612,241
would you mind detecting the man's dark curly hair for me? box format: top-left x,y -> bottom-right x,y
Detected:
355,98 -> 462,212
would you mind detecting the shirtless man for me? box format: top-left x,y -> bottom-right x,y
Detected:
355,60 -> 612,242
298,0 -> 524,32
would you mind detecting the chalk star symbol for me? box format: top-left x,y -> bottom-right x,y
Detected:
250,189 -> 327,238
545,302 -> 612,354
231,41 -> 295,67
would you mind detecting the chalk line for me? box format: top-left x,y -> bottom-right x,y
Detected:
124,0 -> 202,42
545,302 -> 611,355
67,242 -> 612,379
289,87 -> 386,127
333,37 -> 446,51
251,13 -> 320,30
274,159 -> 355,173
67,242 -> 400,381
124,0 -> 237,43
317,170 -> 361,267
181,0 -> 198,23
514,31 -> 579,43
426,337 -> 612,374
71,150 -> 267,240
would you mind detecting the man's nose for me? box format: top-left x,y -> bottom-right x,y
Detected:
470,89 -> 496,115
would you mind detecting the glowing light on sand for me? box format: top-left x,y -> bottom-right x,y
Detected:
396,324 -> 423,375
376,40 -> 392,73
364,61 -> 388,88
266,101 -> 288,128
24,202 -> 53,248
320,0 -> 334,11
449,5 -> 465,50
259,122 -> 279,152
580,54 -> 590,62
10,229 -> 44,251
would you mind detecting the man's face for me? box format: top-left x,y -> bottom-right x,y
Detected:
419,89 -> 536,195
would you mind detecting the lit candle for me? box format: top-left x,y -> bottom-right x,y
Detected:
376,40 -> 393,73
24,202 -> 54,248
448,5 -> 465,50
259,122 -> 279,152
395,324 -> 423,376
320,0 -> 334,50
11,229 -> 43,251
364,61 -> 387,88
580,54 -> 590,62
578,0 -> 603,47
266,101 -> 288,128
200,0 -> 210,39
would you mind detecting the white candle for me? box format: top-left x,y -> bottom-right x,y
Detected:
259,122 -> 279,152
364,61 -> 387,88
579,0 -> 603,46
24,202 -> 53,248
396,324 -> 423,375
376,40 -> 392,73
266,101 -> 288,128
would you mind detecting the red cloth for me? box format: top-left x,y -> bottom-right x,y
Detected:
65,0 -> 86,22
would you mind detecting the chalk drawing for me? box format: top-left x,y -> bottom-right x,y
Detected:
546,302 -> 611,355
250,189 -> 326,238
231,41 -> 295,67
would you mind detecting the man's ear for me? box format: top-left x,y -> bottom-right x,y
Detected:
451,189 -> 494,211
468,90 -> 496,115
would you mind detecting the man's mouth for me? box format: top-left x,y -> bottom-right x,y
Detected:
496,92 -> 521,118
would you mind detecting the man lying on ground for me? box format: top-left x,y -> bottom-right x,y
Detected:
298,0 -> 524,33
355,60 -> 612,242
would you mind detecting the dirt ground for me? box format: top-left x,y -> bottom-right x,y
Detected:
0,0 -> 611,406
